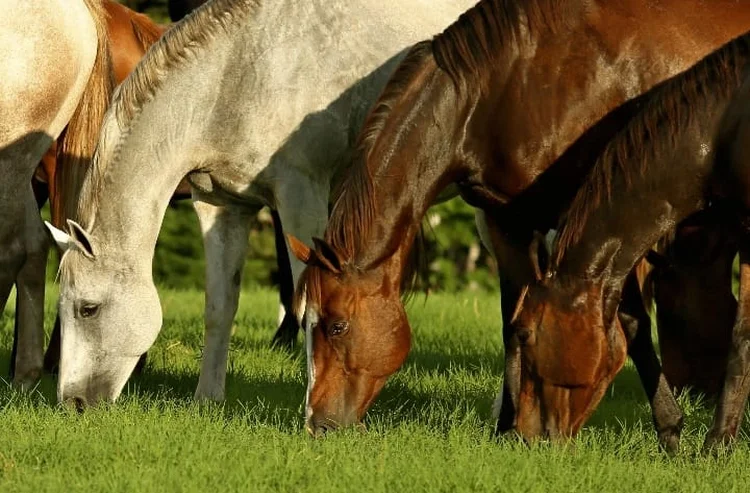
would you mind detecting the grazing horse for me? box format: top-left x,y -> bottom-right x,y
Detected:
45,0 -> 477,406
287,0 -> 750,447
513,33 -> 750,450
642,216 -> 736,397
1,0 -> 113,388
31,0 -> 167,375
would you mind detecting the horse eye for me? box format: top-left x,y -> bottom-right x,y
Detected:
78,303 -> 100,319
328,321 -> 349,337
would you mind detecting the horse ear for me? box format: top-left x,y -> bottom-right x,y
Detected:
529,230 -> 551,281
44,221 -> 96,259
312,237 -> 344,274
287,234 -> 313,264
45,221 -> 75,252
66,220 -> 96,259
645,250 -> 670,270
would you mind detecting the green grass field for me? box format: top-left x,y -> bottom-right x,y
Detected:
0,287 -> 749,492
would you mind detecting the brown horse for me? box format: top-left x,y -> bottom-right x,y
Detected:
642,217 -> 736,397
514,32 -> 750,451
288,0 -> 750,449
34,0 -> 168,374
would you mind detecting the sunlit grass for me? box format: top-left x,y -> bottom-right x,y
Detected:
0,287 -> 748,492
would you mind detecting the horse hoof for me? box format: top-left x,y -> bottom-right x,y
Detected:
702,431 -> 735,457
12,368 -> 42,391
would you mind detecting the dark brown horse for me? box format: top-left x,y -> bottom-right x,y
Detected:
514,33 -> 750,450
642,217 -> 736,397
288,0 -> 750,450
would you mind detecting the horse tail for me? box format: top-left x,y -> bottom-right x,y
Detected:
52,0 -> 115,227
129,9 -> 167,52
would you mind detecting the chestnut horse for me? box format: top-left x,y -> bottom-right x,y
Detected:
33,0 -> 168,214
514,32 -> 750,451
33,0 -> 167,375
289,0 -> 750,450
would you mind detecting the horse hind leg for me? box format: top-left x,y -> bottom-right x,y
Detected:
11,195 -> 49,389
704,239 -> 750,452
193,199 -> 254,401
270,209 -> 299,349
273,180 -> 330,346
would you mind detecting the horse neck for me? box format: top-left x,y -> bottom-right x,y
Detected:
556,104 -> 733,289
85,66 -> 230,273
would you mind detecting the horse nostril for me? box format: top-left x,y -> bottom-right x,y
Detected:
307,417 -> 338,438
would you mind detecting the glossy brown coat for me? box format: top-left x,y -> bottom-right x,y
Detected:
517,34 -> 750,450
291,0 -> 750,446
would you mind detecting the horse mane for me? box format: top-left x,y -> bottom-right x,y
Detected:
52,0 -> 115,228
318,42 -> 435,297
432,0 -> 574,90
325,41 -> 433,261
110,0 -> 257,131
553,33 -> 750,267
77,0 -> 258,224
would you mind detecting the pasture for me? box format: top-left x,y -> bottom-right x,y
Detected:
0,287 -> 748,492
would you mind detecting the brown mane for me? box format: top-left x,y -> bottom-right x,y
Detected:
432,0 -> 573,90
324,42 -> 433,264
553,33 -> 750,267
323,0 -> 576,273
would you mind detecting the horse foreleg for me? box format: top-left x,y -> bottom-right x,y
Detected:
270,208 -> 299,350
476,211 -> 528,435
193,199 -> 253,402
12,205 -> 48,390
704,242 -> 750,451
618,269 -> 683,455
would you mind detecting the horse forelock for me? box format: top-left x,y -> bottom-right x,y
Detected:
431,0 -> 572,91
552,33 -> 750,268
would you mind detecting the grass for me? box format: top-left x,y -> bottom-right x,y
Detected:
0,286 -> 749,492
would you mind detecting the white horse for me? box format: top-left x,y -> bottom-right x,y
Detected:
47,0 -> 477,405
1,0 -> 112,389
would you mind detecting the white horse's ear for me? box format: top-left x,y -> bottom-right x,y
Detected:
45,221 -> 75,252
44,220 -> 96,259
